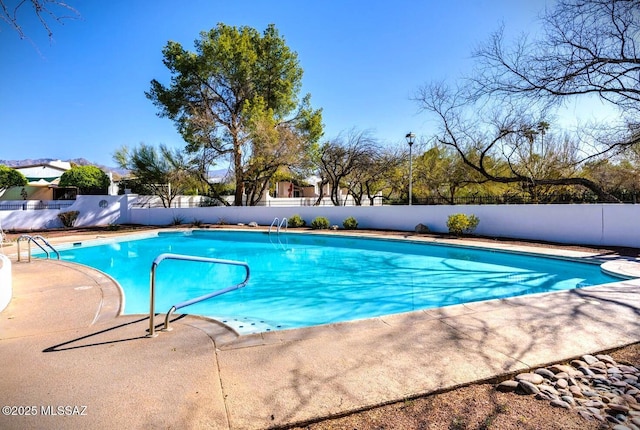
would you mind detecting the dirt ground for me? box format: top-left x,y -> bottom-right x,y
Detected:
6,225 -> 640,430
286,344 -> 640,430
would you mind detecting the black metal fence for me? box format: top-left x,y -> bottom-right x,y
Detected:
0,202 -> 75,211
131,200 -> 225,209
387,191 -> 640,206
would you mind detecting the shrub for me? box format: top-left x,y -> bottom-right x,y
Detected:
288,214 -> 306,228
171,215 -> 185,226
446,213 -> 479,236
343,216 -> 358,230
58,211 -> 79,228
59,165 -> 110,194
310,216 -> 330,230
0,165 -> 27,190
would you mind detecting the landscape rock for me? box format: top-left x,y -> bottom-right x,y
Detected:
551,399 -> 572,409
535,368 -> 555,379
496,354 -> 640,428
496,380 -> 519,392
582,354 -> 600,365
598,354 -> 617,365
549,364 -> 578,375
518,380 -> 540,395
414,223 -> 430,234
516,372 -> 544,384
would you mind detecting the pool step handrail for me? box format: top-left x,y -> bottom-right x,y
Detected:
148,252 -> 250,337
269,217 -> 288,235
278,217 -> 288,234
269,217 -> 279,234
268,217 -> 289,250
32,235 -> 61,260
17,234 -> 60,262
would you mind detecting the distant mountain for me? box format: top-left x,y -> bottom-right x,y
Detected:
0,158 -> 128,176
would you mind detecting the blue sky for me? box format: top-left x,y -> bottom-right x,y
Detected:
0,0 -> 550,167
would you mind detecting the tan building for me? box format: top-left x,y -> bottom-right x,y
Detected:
1,160 -> 76,200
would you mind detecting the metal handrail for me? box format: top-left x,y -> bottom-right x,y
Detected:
17,235 -> 33,262
278,217 -> 288,234
17,234 -> 60,262
148,253 -> 250,337
268,217 -> 280,234
269,217 -> 288,235
32,235 -> 60,260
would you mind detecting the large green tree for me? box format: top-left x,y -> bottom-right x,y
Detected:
59,165 -> 110,195
0,165 -> 27,194
146,23 -> 323,206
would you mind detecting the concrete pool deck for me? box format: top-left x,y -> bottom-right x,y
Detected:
2,230 -> 640,429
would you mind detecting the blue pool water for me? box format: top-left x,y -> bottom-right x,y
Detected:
53,230 -> 621,333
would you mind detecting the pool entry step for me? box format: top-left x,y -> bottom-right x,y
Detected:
212,316 -> 284,335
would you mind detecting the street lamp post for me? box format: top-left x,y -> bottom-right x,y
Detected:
405,132 -> 415,205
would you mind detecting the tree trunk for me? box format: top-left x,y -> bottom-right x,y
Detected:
233,138 -> 244,206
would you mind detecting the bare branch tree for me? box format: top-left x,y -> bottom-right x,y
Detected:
1,0 -> 79,41
415,0 -> 640,202
472,0 -> 640,147
415,82 -> 618,201
316,130 -> 379,206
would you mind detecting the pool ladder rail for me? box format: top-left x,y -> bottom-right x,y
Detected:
16,234 -> 60,262
269,217 -> 288,235
268,217 -> 288,249
148,253 -> 250,337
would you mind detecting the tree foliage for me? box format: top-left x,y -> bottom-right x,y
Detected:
0,165 -> 27,193
113,144 -> 196,208
348,144 -> 405,206
58,165 -> 110,195
146,23 -> 323,206
242,96 -> 321,204
413,143 -> 489,204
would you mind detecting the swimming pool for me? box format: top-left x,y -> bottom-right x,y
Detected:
53,230 -> 622,334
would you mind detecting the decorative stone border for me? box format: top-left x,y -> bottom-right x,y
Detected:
497,354 -> 640,427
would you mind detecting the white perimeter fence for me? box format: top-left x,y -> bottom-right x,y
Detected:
0,194 -> 639,248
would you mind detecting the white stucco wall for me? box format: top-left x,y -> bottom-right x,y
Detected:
127,204 -> 640,248
0,197 -> 639,248
0,195 -> 136,230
